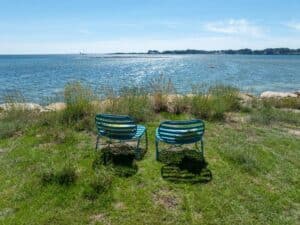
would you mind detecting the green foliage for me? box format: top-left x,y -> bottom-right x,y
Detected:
56,166 -> 77,186
61,82 -> 96,128
190,84 -> 240,121
104,87 -> 154,122
262,97 -> 300,109
41,166 -> 77,186
251,102 -> 300,125
41,170 -> 56,185
1,115 -> 299,224
0,92 -> 38,138
221,148 -> 261,174
83,171 -> 113,200
171,95 -> 191,114
40,127 -> 76,144
0,109 -> 38,139
148,74 -> 175,113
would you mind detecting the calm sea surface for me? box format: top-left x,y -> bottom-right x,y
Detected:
0,54 -> 300,103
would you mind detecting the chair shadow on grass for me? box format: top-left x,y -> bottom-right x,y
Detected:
159,147 -> 213,184
93,141 -> 147,177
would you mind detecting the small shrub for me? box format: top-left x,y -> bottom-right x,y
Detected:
40,128 -> 76,144
171,95 -> 191,114
0,121 -> 20,139
90,172 -> 113,194
209,85 -> 240,112
104,87 -> 154,122
83,171 -> 113,200
262,97 -> 300,109
41,166 -> 77,186
190,84 -> 240,121
41,170 -> 56,185
0,109 -> 39,139
82,187 -> 99,200
251,105 -> 300,125
148,75 -> 175,113
56,166 -> 77,186
61,82 -> 96,126
227,151 -> 260,174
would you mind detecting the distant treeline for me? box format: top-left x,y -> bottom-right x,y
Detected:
147,48 -> 300,55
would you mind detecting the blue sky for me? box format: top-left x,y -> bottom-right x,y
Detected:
1,0 -> 300,53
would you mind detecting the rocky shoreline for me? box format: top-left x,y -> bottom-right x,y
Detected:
0,91 -> 299,112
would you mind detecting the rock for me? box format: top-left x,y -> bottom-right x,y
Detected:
260,91 -> 298,98
284,128 -> 300,137
280,108 -> 300,114
0,103 -> 43,111
238,93 -> 254,102
44,102 -> 66,111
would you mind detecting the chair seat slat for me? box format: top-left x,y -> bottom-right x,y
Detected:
159,127 -> 204,133
97,114 -> 133,120
159,125 -> 204,130
157,119 -> 205,145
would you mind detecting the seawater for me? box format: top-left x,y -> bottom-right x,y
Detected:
0,54 -> 300,103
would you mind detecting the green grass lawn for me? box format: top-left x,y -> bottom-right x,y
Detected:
0,112 -> 299,225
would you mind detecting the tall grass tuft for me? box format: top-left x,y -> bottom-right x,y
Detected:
262,97 -> 300,109
190,84 -> 240,121
61,82 -> 96,130
148,75 -> 175,113
104,87 -> 154,122
0,92 -> 38,138
250,102 -> 300,125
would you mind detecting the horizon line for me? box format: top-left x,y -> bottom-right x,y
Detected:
0,47 -> 300,55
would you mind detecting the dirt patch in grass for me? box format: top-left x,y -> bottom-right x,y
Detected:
113,202 -> 127,210
225,112 -> 250,124
37,143 -> 55,150
153,188 -> 179,210
90,213 -> 111,225
0,148 -> 9,154
284,128 -> 300,137
0,208 -> 15,219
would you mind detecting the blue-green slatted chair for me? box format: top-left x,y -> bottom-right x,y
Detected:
155,119 -> 205,160
95,114 -> 148,159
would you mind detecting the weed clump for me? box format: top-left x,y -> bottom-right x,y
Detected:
104,87 -> 154,122
262,97 -> 300,109
0,92 -> 39,138
41,166 -> 77,186
61,82 -> 96,129
190,84 -> 240,121
250,102 -> 300,125
148,75 -> 175,113
83,171 -> 113,200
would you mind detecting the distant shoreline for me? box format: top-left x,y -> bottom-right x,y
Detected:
1,48 -> 300,56
114,48 -> 300,55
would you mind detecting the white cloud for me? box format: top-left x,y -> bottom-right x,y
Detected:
285,21 -> 300,31
204,19 -> 264,37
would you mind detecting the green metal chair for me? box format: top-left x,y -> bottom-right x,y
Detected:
155,119 -> 205,160
95,114 -> 148,159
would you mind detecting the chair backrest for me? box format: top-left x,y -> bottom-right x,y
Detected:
158,119 -> 205,144
95,114 -> 137,140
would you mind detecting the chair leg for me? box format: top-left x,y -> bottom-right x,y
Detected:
95,135 -> 100,150
200,140 -> 204,159
145,130 -> 148,151
155,140 -> 159,161
135,138 -> 141,159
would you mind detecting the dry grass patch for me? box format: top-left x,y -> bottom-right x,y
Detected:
153,188 -> 180,210
90,213 -> 111,225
